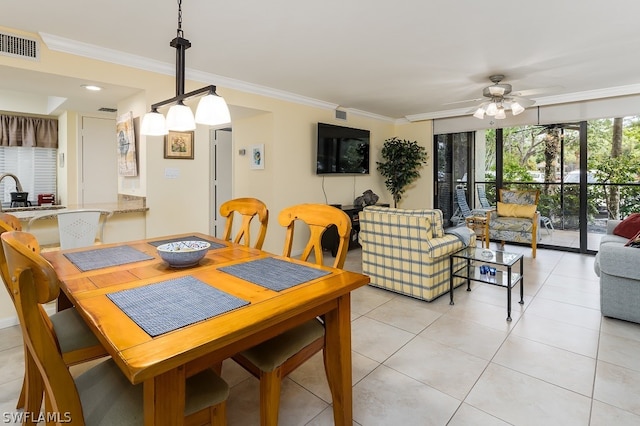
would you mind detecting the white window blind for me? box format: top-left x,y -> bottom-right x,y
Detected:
0,146 -> 57,205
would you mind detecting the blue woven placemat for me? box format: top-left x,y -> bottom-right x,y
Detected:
148,235 -> 225,250
218,257 -> 331,292
64,246 -> 154,272
107,276 -> 249,337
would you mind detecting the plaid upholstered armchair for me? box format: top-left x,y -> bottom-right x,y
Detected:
487,189 -> 540,258
358,206 -> 476,301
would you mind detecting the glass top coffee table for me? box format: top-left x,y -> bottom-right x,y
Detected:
449,247 -> 524,321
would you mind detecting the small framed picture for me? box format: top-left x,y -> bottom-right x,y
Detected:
164,130 -> 194,159
250,144 -> 265,169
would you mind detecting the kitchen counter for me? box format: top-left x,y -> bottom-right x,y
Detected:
8,196 -> 148,222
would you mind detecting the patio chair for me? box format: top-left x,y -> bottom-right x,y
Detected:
477,185 -> 493,209
451,188 -> 474,225
540,215 -> 554,235
453,188 -> 490,247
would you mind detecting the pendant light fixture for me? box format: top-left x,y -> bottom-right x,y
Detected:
140,0 -> 231,136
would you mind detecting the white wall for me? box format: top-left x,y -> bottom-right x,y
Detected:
394,120 -> 434,209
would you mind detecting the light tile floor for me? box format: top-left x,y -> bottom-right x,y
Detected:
1,243 -> 640,425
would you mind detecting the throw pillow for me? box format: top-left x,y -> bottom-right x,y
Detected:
496,202 -> 537,219
613,213 -> 640,239
625,229 -> 640,248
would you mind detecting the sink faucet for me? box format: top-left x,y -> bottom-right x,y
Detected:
0,173 -> 24,212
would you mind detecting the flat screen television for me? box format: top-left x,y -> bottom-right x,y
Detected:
316,123 -> 370,174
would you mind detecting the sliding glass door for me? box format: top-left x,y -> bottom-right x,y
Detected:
436,116 -> 640,254
434,132 -> 473,227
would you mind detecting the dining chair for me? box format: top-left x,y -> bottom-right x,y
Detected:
28,209 -> 113,249
219,197 -> 269,249
2,230 -> 230,426
231,203 -> 351,425
0,214 -> 108,413
0,212 -> 21,233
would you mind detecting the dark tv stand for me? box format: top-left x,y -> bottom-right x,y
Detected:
322,203 -> 390,257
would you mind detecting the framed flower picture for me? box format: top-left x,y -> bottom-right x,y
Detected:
165,130 -> 194,159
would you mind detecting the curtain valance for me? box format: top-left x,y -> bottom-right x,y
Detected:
0,114 -> 58,148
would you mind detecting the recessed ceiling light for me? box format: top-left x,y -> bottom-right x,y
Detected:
81,84 -> 102,91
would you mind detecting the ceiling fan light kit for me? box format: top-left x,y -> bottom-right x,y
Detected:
472,74 -> 534,120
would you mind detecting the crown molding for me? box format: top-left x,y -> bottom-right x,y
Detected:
40,33 -> 398,120
532,83 -> 640,107
40,32 -> 175,76
185,68 -> 339,111
405,107 -> 472,122
341,107 -> 396,123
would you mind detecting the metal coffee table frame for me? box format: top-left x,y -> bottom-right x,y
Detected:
449,247 -> 524,321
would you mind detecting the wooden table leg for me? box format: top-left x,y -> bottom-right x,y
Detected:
484,221 -> 489,249
57,291 -> 73,311
323,293 -> 353,426
143,367 -> 185,426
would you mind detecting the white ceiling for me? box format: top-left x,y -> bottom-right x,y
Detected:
2,0 -> 640,120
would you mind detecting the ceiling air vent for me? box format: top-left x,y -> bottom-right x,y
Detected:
0,32 -> 40,61
98,107 -> 117,113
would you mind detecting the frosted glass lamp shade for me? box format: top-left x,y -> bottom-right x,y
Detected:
485,102 -> 498,116
495,107 -> 506,119
140,111 -> 168,136
511,101 -> 525,115
488,86 -> 506,96
473,107 -> 486,119
165,103 -> 196,131
195,94 -> 231,125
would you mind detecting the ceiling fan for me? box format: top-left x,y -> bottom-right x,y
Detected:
471,74 -> 536,119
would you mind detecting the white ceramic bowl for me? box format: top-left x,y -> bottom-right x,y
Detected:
156,240 -> 211,268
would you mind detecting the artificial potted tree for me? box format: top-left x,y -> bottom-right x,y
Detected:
376,137 -> 429,207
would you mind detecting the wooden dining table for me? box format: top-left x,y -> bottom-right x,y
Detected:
42,232 -> 369,426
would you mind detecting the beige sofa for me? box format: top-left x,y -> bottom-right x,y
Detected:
358,206 -> 475,301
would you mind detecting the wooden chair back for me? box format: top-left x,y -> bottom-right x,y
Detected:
1,215 -> 110,413
1,231 -> 84,421
220,198 -> 269,249
278,203 -> 351,269
0,213 -> 22,291
0,212 -> 22,232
